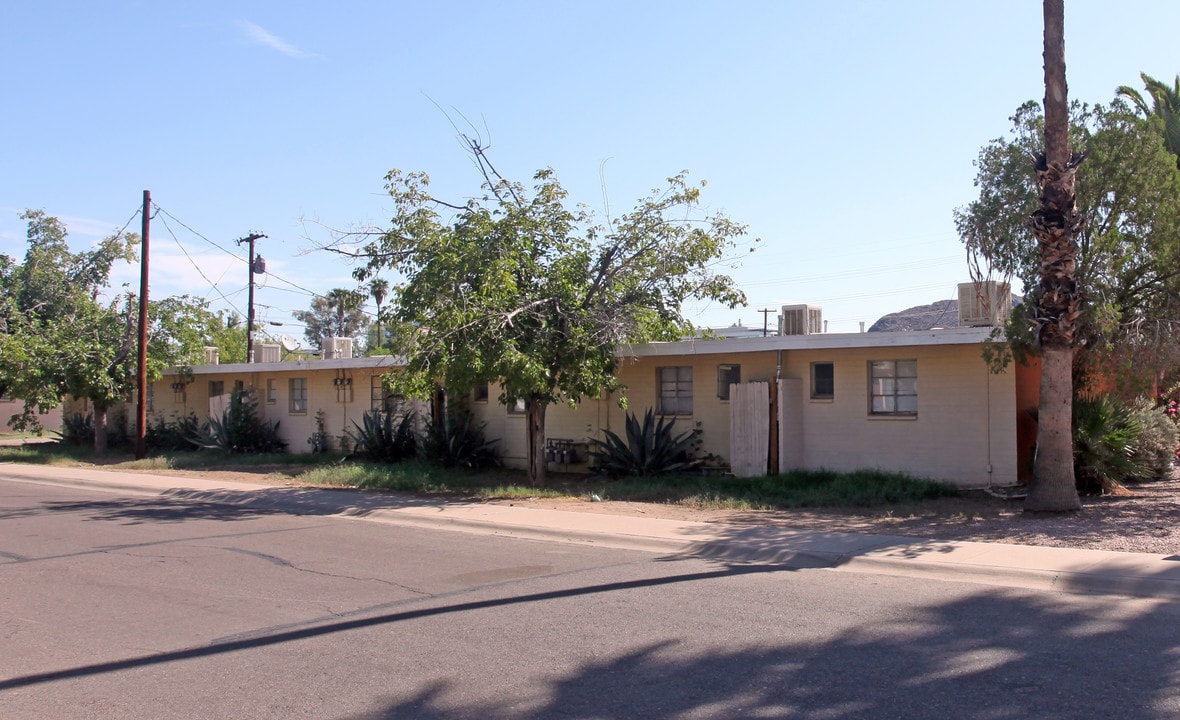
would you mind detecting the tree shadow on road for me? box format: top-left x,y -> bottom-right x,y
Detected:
346,587 -> 1180,719
8,486 -> 452,525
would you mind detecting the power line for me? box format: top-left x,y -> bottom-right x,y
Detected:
154,212 -> 246,318
153,204 -> 246,260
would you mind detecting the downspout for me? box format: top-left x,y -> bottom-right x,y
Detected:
769,350 -> 784,475
986,361 -> 994,483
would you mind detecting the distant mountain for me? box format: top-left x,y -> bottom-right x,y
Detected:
868,294 -> 1022,332
868,299 -> 959,332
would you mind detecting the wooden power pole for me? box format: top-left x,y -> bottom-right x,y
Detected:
134,190 -> 150,459
236,233 -> 267,363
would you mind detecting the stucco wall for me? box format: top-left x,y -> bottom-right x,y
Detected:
145,365 -> 402,453
0,397 -> 63,434
124,335 -> 1018,488
536,342 -> 1018,487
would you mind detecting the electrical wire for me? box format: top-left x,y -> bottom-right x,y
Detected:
154,211 -> 247,318
153,204 -> 247,261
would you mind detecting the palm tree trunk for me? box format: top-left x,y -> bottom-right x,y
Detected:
1026,0 -> 1082,512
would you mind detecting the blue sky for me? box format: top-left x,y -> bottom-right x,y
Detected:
3,1 -> 1178,338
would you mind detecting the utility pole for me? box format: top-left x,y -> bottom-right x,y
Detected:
235,233 -> 267,363
135,190 -> 151,459
758,308 -> 775,337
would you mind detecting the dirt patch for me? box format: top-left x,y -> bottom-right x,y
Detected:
102,463 -> 1180,555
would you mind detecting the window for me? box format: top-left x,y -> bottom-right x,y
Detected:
658,366 -> 693,415
811,362 -> 834,400
289,378 -> 308,414
146,384 -> 154,413
717,364 -> 740,400
869,360 -> 917,415
370,376 -> 403,414
171,379 -> 187,404
209,380 -> 224,397
508,397 -> 527,415
473,383 -> 489,403
233,380 -> 244,394
266,379 -> 277,404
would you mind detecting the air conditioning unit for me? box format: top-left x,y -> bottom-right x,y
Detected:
203,346 -> 220,365
323,336 -> 353,359
256,344 -> 280,363
957,281 -> 1011,327
779,304 -> 823,336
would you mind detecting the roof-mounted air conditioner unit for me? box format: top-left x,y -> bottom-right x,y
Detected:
779,304 -> 823,336
256,344 -> 281,363
957,281 -> 1011,327
323,337 -> 353,359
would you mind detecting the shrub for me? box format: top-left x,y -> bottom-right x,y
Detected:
188,390 -> 287,454
349,410 -> 418,463
57,411 -> 129,449
1073,395 -> 1146,494
144,413 -> 201,453
421,412 -> 499,469
588,409 -> 700,477
60,412 -> 94,447
1129,398 -> 1179,479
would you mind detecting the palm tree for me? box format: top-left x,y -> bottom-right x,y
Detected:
292,289 -> 369,352
1026,0 -> 1082,512
369,277 -> 389,349
1116,72 -> 1180,167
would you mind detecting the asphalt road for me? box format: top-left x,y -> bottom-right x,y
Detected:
3,477 -> 1180,719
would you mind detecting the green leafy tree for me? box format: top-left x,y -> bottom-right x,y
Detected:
0,211 -> 136,449
347,139 -> 751,484
292,288 -> 370,353
957,100 -> 1180,397
0,211 -> 224,452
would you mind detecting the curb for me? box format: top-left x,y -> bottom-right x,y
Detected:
5,464 -> 1180,600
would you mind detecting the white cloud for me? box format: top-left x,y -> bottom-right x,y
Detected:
237,20 -> 317,58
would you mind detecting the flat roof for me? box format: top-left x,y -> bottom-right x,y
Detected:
170,327 -> 999,374
169,354 -> 406,375
620,326 -> 998,358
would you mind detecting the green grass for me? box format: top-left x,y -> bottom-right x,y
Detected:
299,461 -> 570,499
0,442 -> 962,510
576,469 -> 961,510
287,463 -> 962,509
0,442 -> 97,465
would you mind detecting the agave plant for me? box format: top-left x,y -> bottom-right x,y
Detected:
588,409 -> 700,477
349,410 -> 418,463
421,411 -> 499,469
187,390 -> 286,454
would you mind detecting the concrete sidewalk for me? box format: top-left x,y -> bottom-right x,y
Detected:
4,462 -> 1180,600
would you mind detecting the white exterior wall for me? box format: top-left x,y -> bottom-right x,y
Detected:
144,357 -> 404,453
581,335 -> 1016,487
131,329 -> 1018,488
777,345 -> 1016,487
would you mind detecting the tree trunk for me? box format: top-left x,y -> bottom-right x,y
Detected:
1026,0 -> 1082,512
1026,346 -> 1080,510
93,403 -> 109,457
525,397 -> 547,486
